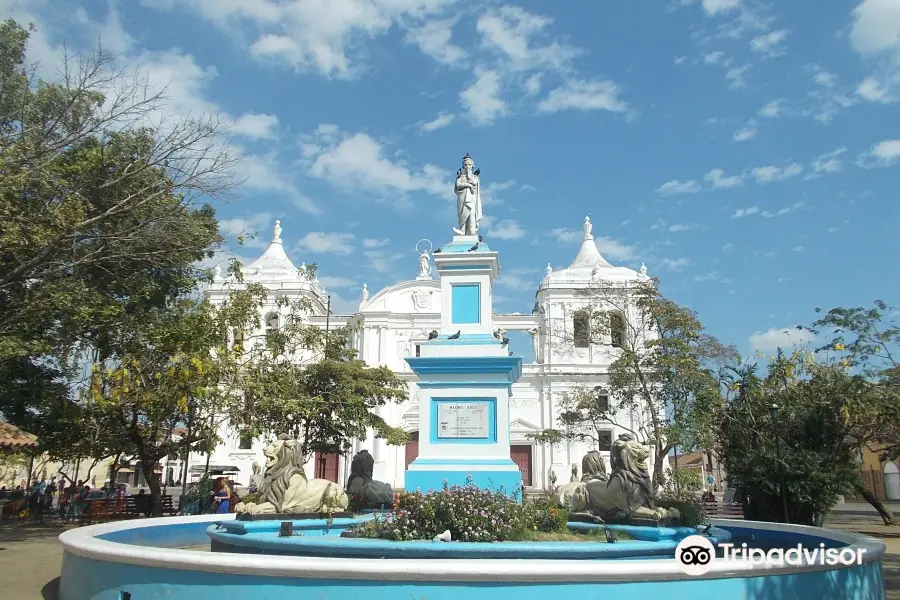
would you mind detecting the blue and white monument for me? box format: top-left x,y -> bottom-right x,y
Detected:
404,153 -> 523,496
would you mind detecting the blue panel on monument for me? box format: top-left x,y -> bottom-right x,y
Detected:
451,283 -> 480,324
405,467 -> 522,498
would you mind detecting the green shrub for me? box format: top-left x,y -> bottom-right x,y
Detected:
657,495 -> 707,527
357,477 -> 566,542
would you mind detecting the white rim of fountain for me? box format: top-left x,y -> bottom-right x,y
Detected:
59,514 -> 886,583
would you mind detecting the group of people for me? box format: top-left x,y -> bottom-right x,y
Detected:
0,472 -> 154,521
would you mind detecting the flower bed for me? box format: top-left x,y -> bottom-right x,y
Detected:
350,476 -> 573,542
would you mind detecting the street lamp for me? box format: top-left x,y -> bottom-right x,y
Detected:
769,403 -> 790,524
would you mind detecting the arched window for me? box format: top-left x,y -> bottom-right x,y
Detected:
573,309 -> 591,348
238,435 -> 253,450
609,313 -> 626,348
264,312 -> 279,342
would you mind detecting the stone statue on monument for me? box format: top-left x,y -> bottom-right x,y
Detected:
453,153 -> 483,236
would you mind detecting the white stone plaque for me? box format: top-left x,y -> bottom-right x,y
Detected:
437,402 -> 490,439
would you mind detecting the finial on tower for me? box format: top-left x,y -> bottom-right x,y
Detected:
545,263 -> 553,277
640,262 -> 648,277
213,263 -> 222,279
361,283 -> 369,303
583,216 -> 593,240
273,220 -> 282,242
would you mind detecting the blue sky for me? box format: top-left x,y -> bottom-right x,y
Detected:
10,0 -> 900,360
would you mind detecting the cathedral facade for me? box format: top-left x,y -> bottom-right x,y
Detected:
166,215 -> 658,493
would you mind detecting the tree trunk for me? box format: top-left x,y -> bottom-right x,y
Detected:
855,483 -> 897,525
138,455 -> 163,517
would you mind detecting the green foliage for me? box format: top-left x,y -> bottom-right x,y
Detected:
533,281 -> 736,493
718,351 -> 863,526
806,301 -> 900,462
666,467 -> 703,496
0,20 -> 237,469
355,478 -> 565,542
656,495 -> 707,527
231,303 -> 410,457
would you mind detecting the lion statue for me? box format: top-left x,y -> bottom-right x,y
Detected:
554,434 -> 679,522
346,449 -> 394,510
553,450 -> 609,511
234,435 -> 349,515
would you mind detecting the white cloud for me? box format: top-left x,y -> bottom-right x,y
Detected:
548,227 -> 582,244
850,0 -> 900,55
704,50 -> 726,65
460,69 -> 506,124
792,245 -> 806,252
303,126 -> 447,199
418,112 -> 455,132
751,163 -> 803,183
668,223 -> 695,232
594,237 -> 635,261
733,119 -> 758,141
475,5 -> 581,72
658,258 -> 690,271
537,78 -> 628,114
231,113 -> 279,140
679,0 -> 743,16
219,213 -> 273,248
750,29 -> 789,55
811,147 -> 847,174
404,17 -> 468,66
813,67 -> 838,88
725,64 -> 750,89
523,74 -> 542,96
758,99 -> 782,117
489,219 -> 526,240
296,232 -> 355,255
705,168 -> 744,188
857,77 -> 895,103
749,327 -> 816,352
656,180 -> 701,195
496,267 -> 541,292
872,139 -> 900,163
318,275 -> 357,289
732,206 -> 760,218
761,201 -> 805,218
859,139 -> 900,167
144,0 -> 458,78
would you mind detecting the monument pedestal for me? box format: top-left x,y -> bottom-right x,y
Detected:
404,235 -> 523,498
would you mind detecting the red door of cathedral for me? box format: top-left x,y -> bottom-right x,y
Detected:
510,445 -> 533,487
314,452 -> 339,483
405,432 -> 419,469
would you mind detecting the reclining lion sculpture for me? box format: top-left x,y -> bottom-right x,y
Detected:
346,449 -> 394,510
554,433 -> 679,522
234,435 -> 349,515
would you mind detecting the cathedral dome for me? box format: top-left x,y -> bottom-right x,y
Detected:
542,216 -> 647,286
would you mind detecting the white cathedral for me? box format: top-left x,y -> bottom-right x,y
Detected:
166,205 -> 658,493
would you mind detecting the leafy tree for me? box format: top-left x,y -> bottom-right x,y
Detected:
801,301 -> 900,524
0,19 -> 237,438
229,287 -> 410,462
718,351 -> 863,526
533,280 -> 736,493
84,280 -> 267,516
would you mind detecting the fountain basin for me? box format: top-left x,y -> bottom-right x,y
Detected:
207,516 -> 730,559
58,513 -> 887,600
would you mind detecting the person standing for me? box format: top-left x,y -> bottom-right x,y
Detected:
212,477 -> 231,514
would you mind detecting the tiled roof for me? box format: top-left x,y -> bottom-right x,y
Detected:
0,422 -> 38,450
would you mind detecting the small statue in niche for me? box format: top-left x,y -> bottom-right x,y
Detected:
346,449 -> 394,511
570,463 -> 579,483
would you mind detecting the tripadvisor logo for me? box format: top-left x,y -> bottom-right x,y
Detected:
675,534 -> 867,576
675,535 -> 715,576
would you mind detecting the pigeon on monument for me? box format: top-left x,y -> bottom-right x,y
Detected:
448,331 -> 461,340
427,330 -> 439,340
493,329 -> 503,340
501,337 -> 510,347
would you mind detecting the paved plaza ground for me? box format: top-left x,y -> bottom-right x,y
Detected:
2,507 -> 900,599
